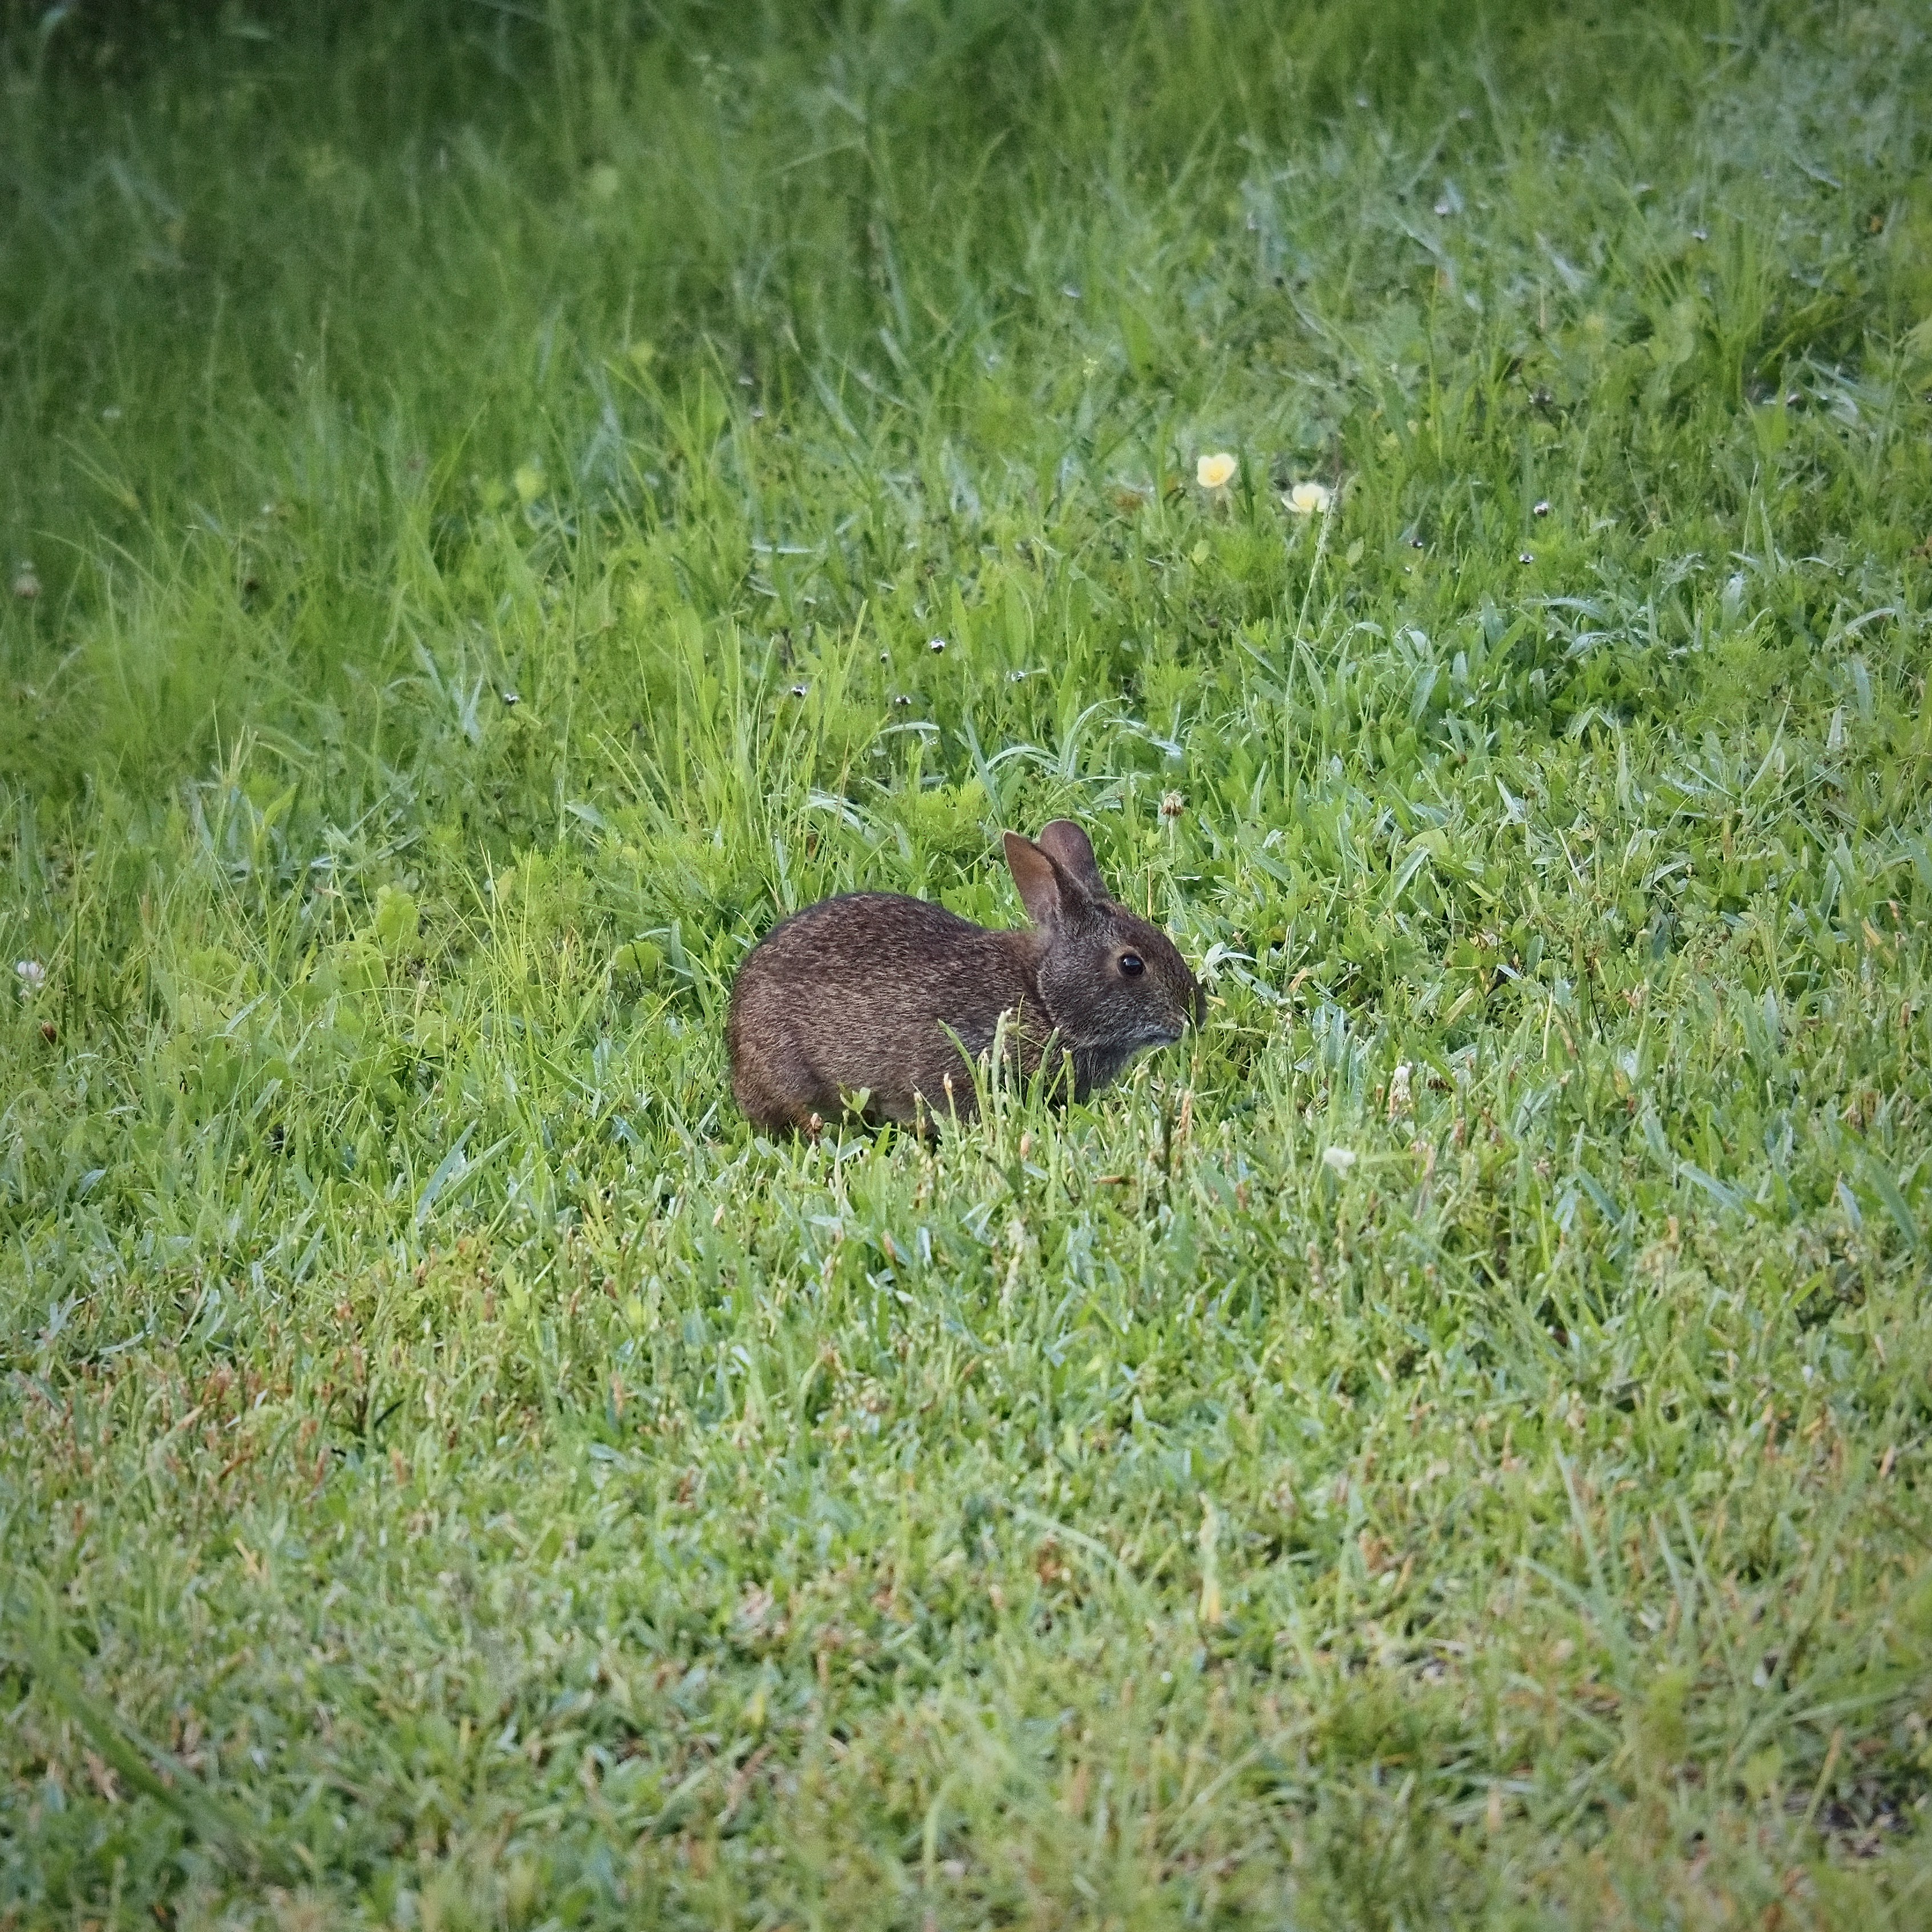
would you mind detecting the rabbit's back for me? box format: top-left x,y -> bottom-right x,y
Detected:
727,893 -> 1044,1129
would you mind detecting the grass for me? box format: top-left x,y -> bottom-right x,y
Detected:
3,0 -> 1932,1922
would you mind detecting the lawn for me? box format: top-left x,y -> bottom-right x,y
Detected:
3,0 -> 1931,1923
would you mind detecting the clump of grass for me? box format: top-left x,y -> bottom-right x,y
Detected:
3,1 -> 1932,1924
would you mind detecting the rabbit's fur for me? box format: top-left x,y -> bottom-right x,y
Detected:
727,819 -> 1201,1132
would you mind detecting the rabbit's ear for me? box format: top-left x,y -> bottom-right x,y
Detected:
1035,820 -> 1108,899
1005,831 -> 1077,928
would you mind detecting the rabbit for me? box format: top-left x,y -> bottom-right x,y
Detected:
727,818 -> 1202,1132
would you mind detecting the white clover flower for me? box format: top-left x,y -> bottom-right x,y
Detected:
15,959 -> 46,995
1285,481 -> 1332,516
1196,452 -> 1238,491
1387,1063 -> 1413,1117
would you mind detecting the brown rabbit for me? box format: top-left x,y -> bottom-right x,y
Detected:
727,819 -> 1202,1132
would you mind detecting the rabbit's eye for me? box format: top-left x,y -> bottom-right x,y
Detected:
1118,953 -> 1144,977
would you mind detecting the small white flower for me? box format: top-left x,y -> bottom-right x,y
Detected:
1322,1146 -> 1356,1173
15,959 -> 46,995
1196,452 -> 1238,491
1285,481 -> 1332,516
12,566 -> 41,601
1387,1063 -> 1413,1117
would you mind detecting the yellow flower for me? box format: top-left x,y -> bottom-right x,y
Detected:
1285,481 -> 1332,516
1195,452 -> 1237,491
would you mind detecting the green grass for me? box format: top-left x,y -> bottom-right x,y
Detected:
4,0 -> 1932,1923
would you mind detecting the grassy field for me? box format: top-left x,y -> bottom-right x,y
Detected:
4,0 -> 1932,1923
